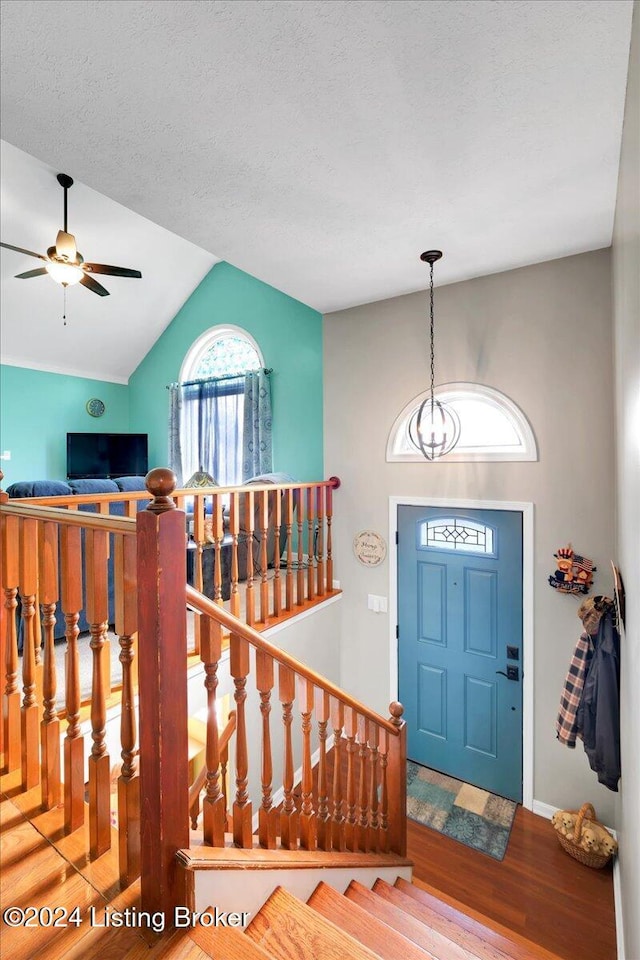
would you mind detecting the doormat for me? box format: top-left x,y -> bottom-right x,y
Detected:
407,760 -> 518,861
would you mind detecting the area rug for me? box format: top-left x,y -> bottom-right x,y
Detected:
407,760 -> 518,860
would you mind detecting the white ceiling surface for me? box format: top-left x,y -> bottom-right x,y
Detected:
0,143 -> 218,382
0,1 -> 634,375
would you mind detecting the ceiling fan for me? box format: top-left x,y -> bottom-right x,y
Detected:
1,173 -> 142,296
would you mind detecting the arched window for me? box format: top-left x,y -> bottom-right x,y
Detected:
181,325 -> 263,381
170,326 -> 271,486
386,383 -> 537,462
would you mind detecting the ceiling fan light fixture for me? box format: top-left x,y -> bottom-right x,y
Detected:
45,260 -> 84,286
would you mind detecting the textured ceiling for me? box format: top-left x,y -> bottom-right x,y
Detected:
0,0 -> 634,377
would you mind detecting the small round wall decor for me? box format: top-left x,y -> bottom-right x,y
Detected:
86,398 -> 105,418
353,530 -> 387,566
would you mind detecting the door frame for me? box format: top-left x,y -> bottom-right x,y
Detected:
388,496 -> 534,811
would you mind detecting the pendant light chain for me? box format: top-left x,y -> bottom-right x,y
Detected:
429,260 -> 435,416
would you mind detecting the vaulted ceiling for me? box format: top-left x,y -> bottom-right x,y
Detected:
0,0 -> 634,383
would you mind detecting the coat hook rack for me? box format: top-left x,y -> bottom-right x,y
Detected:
611,561 -> 626,632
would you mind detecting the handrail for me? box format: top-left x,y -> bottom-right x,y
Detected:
188,711 -> 237,810
10,477 -> 341,508
186,584 -> 400,736
0,501 -> 137,534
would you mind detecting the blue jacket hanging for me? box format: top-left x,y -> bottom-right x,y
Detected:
576,605 -> 621,791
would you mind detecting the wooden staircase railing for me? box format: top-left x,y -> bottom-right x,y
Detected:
1,468 -> 406,924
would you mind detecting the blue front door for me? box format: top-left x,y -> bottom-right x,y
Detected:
398,506 -> 523,802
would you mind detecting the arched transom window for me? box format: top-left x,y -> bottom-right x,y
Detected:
386,382 -> 537,463
181,324 -> 263,382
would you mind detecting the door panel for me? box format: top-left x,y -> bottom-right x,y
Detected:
398,506 -> 523,802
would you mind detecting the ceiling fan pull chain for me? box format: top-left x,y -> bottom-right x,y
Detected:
63,286 -> 67,325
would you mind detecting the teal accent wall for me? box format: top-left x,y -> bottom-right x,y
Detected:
129,262 -> 324,481
0,364 -> 130,482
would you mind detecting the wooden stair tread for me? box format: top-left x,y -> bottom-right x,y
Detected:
148,930 -> 213,960
373,879 -> 523,960
345,881 -> 483,960
190,924 -> 275,959
178,842 -> 412,871
245,885 -> 382,960
308,880 -> 437,960
396,877 -> 563,960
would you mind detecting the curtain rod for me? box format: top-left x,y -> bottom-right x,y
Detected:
166,368 -> 273,390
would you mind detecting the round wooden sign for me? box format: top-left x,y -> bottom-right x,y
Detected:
353,530 -> 387,566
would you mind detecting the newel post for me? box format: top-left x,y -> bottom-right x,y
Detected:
137,469 -> 189,918
386,701 -> 407,857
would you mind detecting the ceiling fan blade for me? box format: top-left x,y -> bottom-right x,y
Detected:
1,241 -> 46,260
83,263 -> 142,278
80,274 -> 110,297
15,267 -> 48,279
55,230 -> 77,261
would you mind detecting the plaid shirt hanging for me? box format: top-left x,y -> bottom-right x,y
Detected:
556,632 -> 594,747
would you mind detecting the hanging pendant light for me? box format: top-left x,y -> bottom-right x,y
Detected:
409,250 -> 461,460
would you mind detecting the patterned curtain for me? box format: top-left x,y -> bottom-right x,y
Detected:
168,384 -> 183,486
242,370 -> 273,481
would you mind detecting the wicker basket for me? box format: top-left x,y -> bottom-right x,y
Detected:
555,803 -> 613,869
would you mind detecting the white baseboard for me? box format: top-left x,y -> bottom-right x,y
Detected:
613,855 -> 624,960
533,799 -> 622,957
531,799 -> 558,821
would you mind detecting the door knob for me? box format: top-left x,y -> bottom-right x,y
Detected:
496,666 -> 519,681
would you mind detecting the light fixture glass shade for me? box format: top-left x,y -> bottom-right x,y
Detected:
45,261 -> 84,286
410,396 -> 461,460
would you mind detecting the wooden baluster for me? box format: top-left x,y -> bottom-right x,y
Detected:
298,677 -> 317,851
212,494 -> 224,606
316,486 -> 326,596
378,728 -> 389,852
330,699 -> 345,851
33,594 -> 43,723
278,664 -> 298,849
86,528 -> 111,859
357,716 -> 370,853
39,522 -> 60,810
2,513 -> 20,772
245,490 -> 255,628
19,518 -> 39,790
220,738 -> 229,825
368,725 -> 380,853
192,494 -> 205,655
230,631 -> 252,848
201,615 -> 226,846
60,525 -> 84,832
284,489 -> 294,612
386,702 -> 407,856
296,488 -> 304,606
315,690 -> 331,851
114,533 -> 140,887
344,708 -> 358,851
137,470 -> 189,916
306,488 -> 316,602
256,648 -> 277,848
229,492 -> 240,618
258,490 -> 269,623
326,483 -> 334,591
272,489 -> 282,618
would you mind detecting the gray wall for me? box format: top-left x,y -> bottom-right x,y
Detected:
612,3 -> 639,956
324,249 -> 617,824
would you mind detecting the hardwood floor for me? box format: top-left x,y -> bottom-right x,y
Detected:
407,806 -> 616,960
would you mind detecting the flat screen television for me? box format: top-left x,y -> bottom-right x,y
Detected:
66,433 -> 148,480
